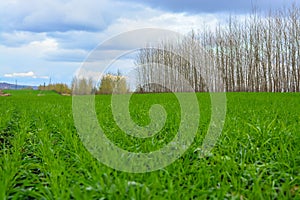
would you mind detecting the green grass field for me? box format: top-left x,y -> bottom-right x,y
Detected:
0,90 -> 299,199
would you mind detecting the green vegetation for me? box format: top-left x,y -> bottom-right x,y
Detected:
3,90 -> 60,96
0,91 -> 299,199
38,83 -> 71,95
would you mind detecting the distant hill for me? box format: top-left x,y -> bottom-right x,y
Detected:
0,82 -> 38,90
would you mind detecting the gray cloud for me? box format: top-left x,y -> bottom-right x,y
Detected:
44,49 -> 88,62
126,0 -> 297,14
0,0 -> 123,33
46,31 -> 103,51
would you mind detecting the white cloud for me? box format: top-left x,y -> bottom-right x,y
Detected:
4,71 -> 49,79
0,31 -> 47,47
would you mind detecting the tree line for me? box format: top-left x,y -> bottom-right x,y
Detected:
71,73 -> 130,95
39,73 -> 130,95
136,5 -> 300,92
38,83 -> 71,94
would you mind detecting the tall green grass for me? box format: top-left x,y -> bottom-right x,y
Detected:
0,91 -> 299,199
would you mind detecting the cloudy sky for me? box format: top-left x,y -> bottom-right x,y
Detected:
0,0 -> 295,86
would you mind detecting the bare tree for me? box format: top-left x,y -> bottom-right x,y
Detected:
135,4 -> 300,93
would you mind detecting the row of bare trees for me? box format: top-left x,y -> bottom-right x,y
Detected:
136,5 -> 300,92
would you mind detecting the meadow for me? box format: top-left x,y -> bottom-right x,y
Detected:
0,90 -> 299,199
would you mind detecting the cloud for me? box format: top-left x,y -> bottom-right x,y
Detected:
125,0 -> 297,14
1,0 -> 297,87
46,31 -> 102,51
0,37 -> 81,85
0,0 -> 233,86
0,0 -> 151,33
4,71 -> 49,79
0,0 -> 113,33
44,49 -> 88,62
0,31 -> 48,47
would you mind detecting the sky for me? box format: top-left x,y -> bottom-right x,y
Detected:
0,0 -> 296,86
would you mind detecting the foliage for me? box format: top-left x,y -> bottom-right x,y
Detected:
38,83 -> 71,94
98,73 -> 130,94
71,77 -> 95,95
21,87 -> 34,90
67,73 -> 130,96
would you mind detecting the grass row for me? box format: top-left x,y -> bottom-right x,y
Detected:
0,91 -> 299,199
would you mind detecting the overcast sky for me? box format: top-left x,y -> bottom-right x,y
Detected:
0,0 -> 296,86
